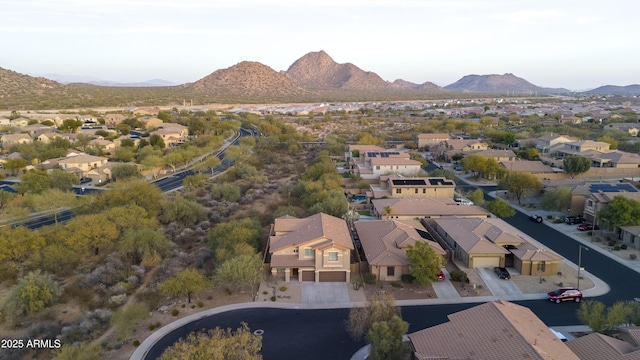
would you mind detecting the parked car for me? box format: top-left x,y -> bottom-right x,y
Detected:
577,223 -> 599,231
529,215 -> 543,223
494,267 -> 511,280
455,198 -> 473,206
564,215 -> 585,225
437,271 -> 445,281
454,165 -> 462,171
79,177 -> 92,184
547,287 -> 582,303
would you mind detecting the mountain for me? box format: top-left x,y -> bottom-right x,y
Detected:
185,61 -> 309,99
585,84 -> 640,95
41,74 -> 176,87
445,73 -> 570,94
391,79 -> 445,92
0,67 -> 65,99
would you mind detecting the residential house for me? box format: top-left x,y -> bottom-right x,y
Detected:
473,149 -> 516,162
588,150 -> 640,169
36,132 -> 61,144
0,117 -> 10,126
354,152 -> 421,180
345,144 -> 386,163
408,300 -> 580,360
535,134 -> 575,155
77,115 -> 99,125
606,123 -> 640,137
267,213 -> 354,282
417,133 -> 450,149
620,226 -> 640,250
583,186 -> 640,226
370,176 -> 455,199
89,139 -> 116,154
433,217 -> 562,275
9,118 -> 29,127
354,219 -> 445,282
133,107 -> 160,116
371,198 -> 490,220
557,140 -> 611,158
500,160 -> 555,174
150,124 -> 189,148
436,139 -> 488,161
0,133 -> 33,148
58,154 -> 109,177
21,123 -> 52,136
139,117 -> 164,129
104,113 -> 127,127
566,330 -> 640,360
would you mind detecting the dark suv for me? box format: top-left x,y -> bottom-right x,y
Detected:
494,267 -> 511,280
564,215 -> 584,225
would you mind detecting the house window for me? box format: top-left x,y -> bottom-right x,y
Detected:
293,248 -> 298,254
328,252 -> 338,261
376,166 -> 380,170
387,266 -> 395,276
277,268 -> 285,273
396,188 -> 401,194
304,248 -> 314,257
422,189 -> 426,194
587,200 -> 594,207
415,189 -> 418,194
537,261 -> 546,273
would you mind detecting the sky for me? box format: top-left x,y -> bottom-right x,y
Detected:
1,0 -> 639,90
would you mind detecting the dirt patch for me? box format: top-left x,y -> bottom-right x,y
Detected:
362,281 -> 436,301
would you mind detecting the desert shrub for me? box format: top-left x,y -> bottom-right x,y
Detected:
364,273 -> 377,284
631,254 -> 637,260
197,301 -> 204,308
609,241 -> 616,246
390,282 -> 403,288
621,244 -> 628,250
149,324 -> 156,330
450,269 -> 468,282
279,286 -> 288,292
270,296 -> 276,301
133,340 -> 140,347
61,309 -> 113,342
171,308 -> 179,316
110,303 -> 150,340
400,274 -> 415,284
614,245 -> 621,251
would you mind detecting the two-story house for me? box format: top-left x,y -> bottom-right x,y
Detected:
583,184 -> 640,226
267,213 -> 354,282
535,134 -> 575,155
606,123 -> 640,137
58,154 -> 109,177
370,176 -> 455,199
557,140 -> 611,158
0,133 -> 33,148
104,114 -> 127,127
417,133 -> 450,149
149,123 -> 189,148
371,198 -> 490,220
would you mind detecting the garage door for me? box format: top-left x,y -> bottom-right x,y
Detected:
472,256 -> 500,268
319,271 -> 347,282
301,271 -> 315,282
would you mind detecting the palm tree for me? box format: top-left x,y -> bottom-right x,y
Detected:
382,205 -> 393,220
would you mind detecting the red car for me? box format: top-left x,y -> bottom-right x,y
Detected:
547,287 -> 583,303
577,223 -> 599,231
437,271 -> 445,281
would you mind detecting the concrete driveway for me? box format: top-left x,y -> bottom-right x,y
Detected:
302,282 -> 350,305
475,267 -> 522,299
431,268 -> 460,300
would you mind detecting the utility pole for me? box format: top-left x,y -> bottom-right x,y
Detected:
577,245 -> 589,289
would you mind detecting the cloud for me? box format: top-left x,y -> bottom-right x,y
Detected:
489,9 -> 561,23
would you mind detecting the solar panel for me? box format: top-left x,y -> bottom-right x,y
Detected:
392,179 -> 427,186
590,183 -> 638,193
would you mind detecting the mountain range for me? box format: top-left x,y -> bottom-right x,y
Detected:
1,51 -> 639,109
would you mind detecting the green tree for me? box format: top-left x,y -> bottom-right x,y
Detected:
160,268 -> 209,303
2,270 -> 62,316
597,135 -> 619,150
164,151 -> 184,173
427,168 -> 456,181
597,195 -> 640,228
347,291 -> 400,341
65,214 -> 119,255
49,169 -> 80,191
368,315 -> 409,360
16,169 -> 51,194
497,172 -> 542,205
485,198 -> 516,218
113,147 -> 135,162
0,190 -> 17,210
159,323 -> 262,360
382,205 -> 393,220
25,188 -> 77,224
563,155 -> 591,179
466,188 -> 485,206
111,163 -> 141,181
3,158 -> 28,176
210,183 -> 241,202
406,241 -> 445,286
460,153 -> 486,179
0,226 -> 45,265
119,227 -> 171,265
215,253 -> 264,293
115,123 -> 132,136
208,218 -> 262,260
540,187 -> 572,212
357,132 -> 386,146
578,300 -> 640,335
58,119 -> 82,133
149,134 -> 166,149
159,195 -> 207,226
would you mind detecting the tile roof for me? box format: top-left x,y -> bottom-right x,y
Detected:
500,160 -> 554,173
408,300 -> 580,360
269,213 -> 353,252
566,332 -> 640,360
270,255 -> 315,267
354,220 -> 444,266
371,198 -> 489,218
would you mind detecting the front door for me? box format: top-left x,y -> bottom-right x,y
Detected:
292,268 -> 299,279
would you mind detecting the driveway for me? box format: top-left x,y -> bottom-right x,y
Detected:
431,268 -> 460,300
475,267 -> 522,299
302,282 -> 350,305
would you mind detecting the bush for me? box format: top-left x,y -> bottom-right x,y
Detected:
133,340 -> 140,347
614,245 -> 621,251
621,244 -> 628,250
197,301 -> 204,308
400,274 -> 415,284
390,282 -> 403,288
364,273 -> 377,285
270,296 -> 276,302
149,324 -> 156,330
155,321 -> 161,328
450,269 -> 468,283
608,241 -> 616,246
631,254 -> 637,260
171,308 -> 179,316
279,286 -> 288,292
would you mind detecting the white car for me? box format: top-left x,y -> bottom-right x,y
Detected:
454,198 -> 473,206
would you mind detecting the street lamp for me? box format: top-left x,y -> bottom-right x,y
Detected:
577,245 -> 589,289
